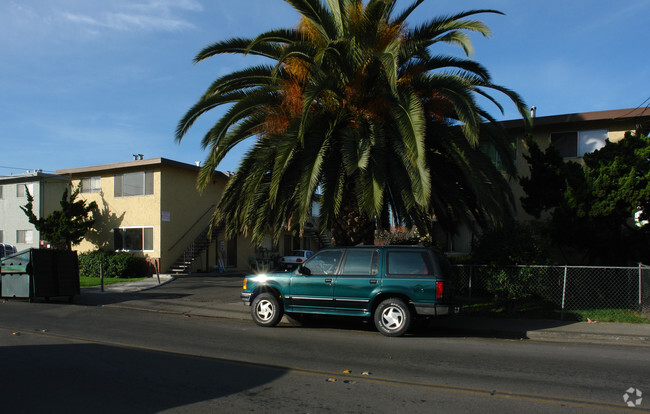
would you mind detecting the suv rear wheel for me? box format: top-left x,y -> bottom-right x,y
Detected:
251,292 -> 283,327
374,298 -> 411,337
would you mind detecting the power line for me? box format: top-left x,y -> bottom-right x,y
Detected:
0,165 -> 56,174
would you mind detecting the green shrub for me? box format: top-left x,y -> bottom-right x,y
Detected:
79,250 -> 148,278
471,222 -> 554,312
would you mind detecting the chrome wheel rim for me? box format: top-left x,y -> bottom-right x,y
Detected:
381,305 -> 404,330
256,299 -> 274,321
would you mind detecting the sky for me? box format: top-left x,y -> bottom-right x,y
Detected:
1,0 -> 649,176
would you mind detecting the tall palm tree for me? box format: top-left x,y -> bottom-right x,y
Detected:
176,0 -> 529,246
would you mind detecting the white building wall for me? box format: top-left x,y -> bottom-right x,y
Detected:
0,172 -> 69,252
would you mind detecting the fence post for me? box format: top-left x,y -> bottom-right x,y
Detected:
560,265 -> 568,321
639,262 -> 643,312
468,265 -> 473,312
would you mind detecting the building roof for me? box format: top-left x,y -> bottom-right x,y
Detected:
500,107 -> 650,130
56,157 -> 230,180
0,170 -> 70,184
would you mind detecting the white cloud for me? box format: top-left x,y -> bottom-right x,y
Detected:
61,10 -> 196,32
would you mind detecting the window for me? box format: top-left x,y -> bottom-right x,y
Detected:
16,230 -> 33,244
114,227 -> 154,251
0,185 -> 3,199
341,249 -> 379,275
387,251 -> 434,276
17,183 -> 34,198
0,230 -> 3,243
114,171 -> 153,197
81,176 -> 101,193
479,138 -> 517,173
303,250 -> 343,275
551,129 -> 607,158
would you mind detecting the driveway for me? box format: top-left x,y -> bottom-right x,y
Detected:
76,273 -> 248,319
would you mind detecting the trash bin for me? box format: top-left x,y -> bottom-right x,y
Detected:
1,249 -> 80,302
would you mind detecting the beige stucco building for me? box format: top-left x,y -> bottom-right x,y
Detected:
56,157 -> 323,273
436,107 -> 650,254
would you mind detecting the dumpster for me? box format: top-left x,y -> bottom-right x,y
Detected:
1,249 -> 80,302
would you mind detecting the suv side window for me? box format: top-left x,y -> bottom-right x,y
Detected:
341,249 -> 380,275
386,250 -> 434,276
303,250 -> 343,275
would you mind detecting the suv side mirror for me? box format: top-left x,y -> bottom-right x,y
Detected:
299,265 -> 311,276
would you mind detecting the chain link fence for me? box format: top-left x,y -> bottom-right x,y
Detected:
453,264 -> 649,321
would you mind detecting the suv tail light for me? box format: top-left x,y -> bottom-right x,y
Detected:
296,258 -> 302,262
243,278 -> 247,290
436,281 -> 444,299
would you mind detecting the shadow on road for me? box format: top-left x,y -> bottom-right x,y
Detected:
1,342 -> 286,413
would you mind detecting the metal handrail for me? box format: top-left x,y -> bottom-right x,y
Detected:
168,204 -> 216,251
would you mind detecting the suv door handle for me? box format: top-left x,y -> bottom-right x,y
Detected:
325,278 -> 333,283
369,279 -> 378,284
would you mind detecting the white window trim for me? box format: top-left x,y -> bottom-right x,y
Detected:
114,226 -> 155,252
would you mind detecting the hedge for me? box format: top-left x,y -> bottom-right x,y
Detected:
79,250 -> 148,278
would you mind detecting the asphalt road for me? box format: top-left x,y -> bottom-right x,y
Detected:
2,281 -> 650,413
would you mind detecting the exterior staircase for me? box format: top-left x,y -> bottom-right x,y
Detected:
167,225 -> 219,274
167,204 -> 219,274
312,230 -> 332,249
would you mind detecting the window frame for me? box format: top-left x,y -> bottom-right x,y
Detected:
81,176 -> 102,193
340,249 -> 380,276
386,250 -> 436,277
479,137 -> 517,174
550,129 -> 608,158
114,171 -> 154,197
113,226 -> 154,252
16,229 -> 34,244
16,183 -> 34,198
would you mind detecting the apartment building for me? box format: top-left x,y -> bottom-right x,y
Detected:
0,171 -> 70,251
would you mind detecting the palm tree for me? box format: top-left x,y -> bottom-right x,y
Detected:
176,0 -> 529,246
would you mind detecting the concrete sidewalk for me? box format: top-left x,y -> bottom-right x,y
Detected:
78,274 -> 650,347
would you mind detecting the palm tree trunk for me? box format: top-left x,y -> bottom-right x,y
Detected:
330,193 -> 375,246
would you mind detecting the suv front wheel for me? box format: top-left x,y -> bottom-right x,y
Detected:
251,292 -> 283,327
374,298 -> 411,337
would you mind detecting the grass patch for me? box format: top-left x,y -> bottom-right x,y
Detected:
569,308 -> 650,324
80,276 -> 146,287
461,297 -> 650,323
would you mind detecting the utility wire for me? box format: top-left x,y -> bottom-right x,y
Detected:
0,165 -> 56,174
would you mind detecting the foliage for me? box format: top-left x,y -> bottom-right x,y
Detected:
375,227 -> 423,245
21,184 -> 97,250
471,221 -> 553,266
470,222 -> 553,311
176,0 -> 529,246
520,133 -> 650,264
78,250 -> 148,279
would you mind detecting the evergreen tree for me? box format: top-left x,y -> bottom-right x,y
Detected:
21,184 -> 97,250
520,133 -> 650,264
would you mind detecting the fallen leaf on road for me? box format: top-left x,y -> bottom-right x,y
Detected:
343,369 -> 351,374
12,332 -> 20,336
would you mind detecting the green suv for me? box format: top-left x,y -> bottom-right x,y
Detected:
240,246 -> 456,336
